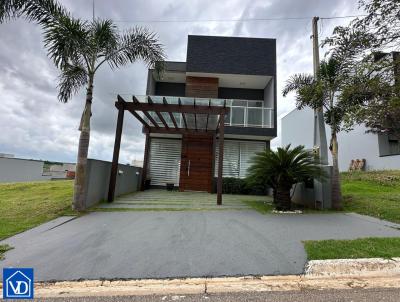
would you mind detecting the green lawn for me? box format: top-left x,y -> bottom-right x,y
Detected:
304,237 -> 400,260
342,170 -> 400,223
0,180 -> 76,240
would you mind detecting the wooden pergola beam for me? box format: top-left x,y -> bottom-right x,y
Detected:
148,96 -> 169,129
205,99 -> 211,132
181,113 -> 188,129
127,108 -> 151,128
194,100 -> 197,131
163,97 -> 178,129
108,98 -> 125,202
155,111 -> 169,129
216,115 -> 221,131
144,127 -> 215,135
124,102 -> 228,115
140,133 -> 150,191
142,111 -> 160,128
217,114 -> 225,205
116,97 -> 150,128
132,96 -> 160,128
178,98 -> 188,130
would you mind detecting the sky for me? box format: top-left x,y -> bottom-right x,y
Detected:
0,0 -> 362,164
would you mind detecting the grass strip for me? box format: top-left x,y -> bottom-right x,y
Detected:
303,237 -> 400,260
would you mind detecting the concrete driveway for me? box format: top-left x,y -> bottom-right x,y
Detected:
1,210 -> 400,281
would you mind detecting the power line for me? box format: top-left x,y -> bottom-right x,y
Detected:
113,17 -> 310,23
111,15 -> 366,24
320,14 -> 366,20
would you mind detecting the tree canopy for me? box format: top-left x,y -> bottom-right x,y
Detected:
323,0 -> 400,138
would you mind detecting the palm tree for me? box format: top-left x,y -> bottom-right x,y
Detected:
247,145 -> 326,211
282,57 -> 345,210
1,0 -> 165,211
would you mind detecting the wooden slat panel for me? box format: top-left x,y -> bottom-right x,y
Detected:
185,76 -> 219,98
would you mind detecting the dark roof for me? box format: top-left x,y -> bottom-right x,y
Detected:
186,35 -> 276,76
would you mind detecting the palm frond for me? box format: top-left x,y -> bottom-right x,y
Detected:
319,58 -> 342,87
43,15 -> 89,69
106,26 -> 165,70
89,19 -> 118,58
0,0 -> 67,24
57,62 -> 88,103
282,74 -> 314,96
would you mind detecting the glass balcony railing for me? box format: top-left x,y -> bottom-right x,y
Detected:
225,100 -> 274,128
135,95 -> 274,129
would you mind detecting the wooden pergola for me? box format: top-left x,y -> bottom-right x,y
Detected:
107,95 -> 229,205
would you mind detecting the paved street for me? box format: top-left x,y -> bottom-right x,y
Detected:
36,288 -> 400,302
1,208 -> 399,281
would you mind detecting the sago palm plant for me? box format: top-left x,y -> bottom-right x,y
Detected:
247,145 -> 326,211
1,0 -> 165,211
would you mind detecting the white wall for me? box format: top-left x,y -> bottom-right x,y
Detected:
281,107 -> 400,171
281,108 -> 314,149
0,157 -> 51,182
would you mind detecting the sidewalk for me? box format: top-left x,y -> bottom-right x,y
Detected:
2,258 -> 399,298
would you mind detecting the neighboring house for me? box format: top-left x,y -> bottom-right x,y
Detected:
46,162 -> 76,179
0,157 -> 51,183
131,159 -> 144,168
0,156 -> 76,183
281,107 -> 400,171
140,35 -> 277,192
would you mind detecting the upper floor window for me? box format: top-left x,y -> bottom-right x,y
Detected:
378,133 -> 400,156
388,137 -> 400,155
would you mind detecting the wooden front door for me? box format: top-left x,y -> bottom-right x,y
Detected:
179,134 -> 213,192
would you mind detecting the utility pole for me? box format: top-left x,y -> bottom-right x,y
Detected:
312,17 -> 320,76
92,0 -> 95,21
312,16 -> 328,165
311,16 -> 331,209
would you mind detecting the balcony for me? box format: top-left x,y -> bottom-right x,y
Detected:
135,95 -> 274,129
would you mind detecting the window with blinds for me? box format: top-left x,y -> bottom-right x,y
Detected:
215,140 -> 266,178
148,138 -> 182,186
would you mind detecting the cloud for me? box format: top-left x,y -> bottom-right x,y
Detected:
0,0 -> 360,162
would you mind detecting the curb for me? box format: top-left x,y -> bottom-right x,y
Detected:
1,258 -> 400,298
8,275 -> 400,298
305,257 -> 400,277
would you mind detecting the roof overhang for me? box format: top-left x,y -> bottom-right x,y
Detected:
155,70 -> 272,89
186,72 -> 271,89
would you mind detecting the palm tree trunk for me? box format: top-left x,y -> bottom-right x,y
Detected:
73,75 -> 94,211
276,185 -> 291,211
330,131 -> 342,210
272,188 -> 278,204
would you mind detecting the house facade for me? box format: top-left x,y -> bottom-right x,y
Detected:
281,107 -> 400,171
141,35 -> 277,192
